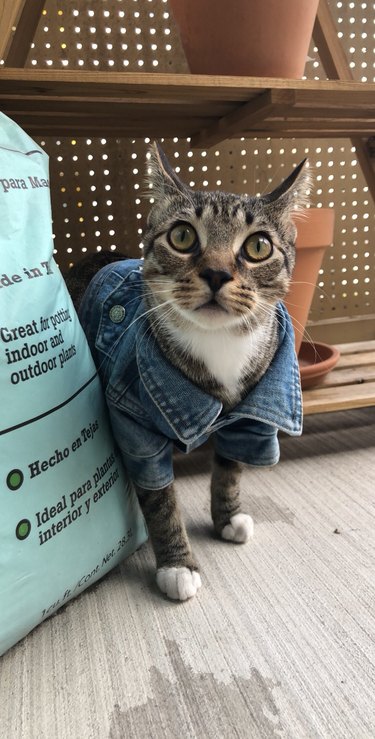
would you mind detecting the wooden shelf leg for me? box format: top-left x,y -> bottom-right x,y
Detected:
1,0 -> 46,67
313,0 -> 375,202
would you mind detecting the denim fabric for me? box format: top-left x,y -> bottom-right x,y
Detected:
78,259 -> 302,490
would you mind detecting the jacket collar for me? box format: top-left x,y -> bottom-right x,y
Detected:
136,302 -> 302,444
235,302 -> 302,435
136,326 -> 222,443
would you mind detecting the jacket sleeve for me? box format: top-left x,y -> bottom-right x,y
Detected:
106,398 -> 175,490
213,417 -> 280,467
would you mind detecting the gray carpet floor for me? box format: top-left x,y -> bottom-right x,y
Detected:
1,407 -> 374,738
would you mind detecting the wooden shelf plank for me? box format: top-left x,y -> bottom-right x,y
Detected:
303,380 -> 375,415
336,340 -> 375,354
312,364 -> 375,389
302,341 -> 375,415
336,350 -> 375,370
0,69 -> 374,142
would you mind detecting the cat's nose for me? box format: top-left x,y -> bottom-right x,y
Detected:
199,268 -> 233,293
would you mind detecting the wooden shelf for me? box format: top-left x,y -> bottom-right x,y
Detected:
303,340 -> 375,415
0,69 -> 375,147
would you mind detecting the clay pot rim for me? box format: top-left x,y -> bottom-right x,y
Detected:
299,341 -> 340,388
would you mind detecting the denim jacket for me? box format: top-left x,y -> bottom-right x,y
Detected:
78,259 -> 302,490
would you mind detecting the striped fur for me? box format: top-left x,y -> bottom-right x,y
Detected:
210,453 -> 243,536
143,144 -> 310,408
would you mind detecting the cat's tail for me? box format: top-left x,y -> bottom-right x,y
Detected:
63,250 -> 127,309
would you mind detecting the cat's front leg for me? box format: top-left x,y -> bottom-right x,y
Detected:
135,482 -> 201,601
211,453 -> 254,543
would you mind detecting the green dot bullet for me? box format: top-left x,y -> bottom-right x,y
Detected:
16,519 -> 31,541
7,469 -> 24,491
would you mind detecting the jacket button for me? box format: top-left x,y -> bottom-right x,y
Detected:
109,305 -> 125,323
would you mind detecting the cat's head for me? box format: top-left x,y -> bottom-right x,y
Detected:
142,143 -> 310,331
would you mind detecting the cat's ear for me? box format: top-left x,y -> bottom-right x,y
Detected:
146,142 -> 191,201
262,159 -> 311,214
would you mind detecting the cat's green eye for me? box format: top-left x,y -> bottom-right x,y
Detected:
168,223 -> 198,252
243,234 -> 273,262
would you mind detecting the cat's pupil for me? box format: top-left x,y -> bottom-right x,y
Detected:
242,233 -> 273,263
169,223 -> 197,251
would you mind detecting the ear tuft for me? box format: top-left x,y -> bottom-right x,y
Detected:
145,142 -> 191,201
263,159 -> 312,214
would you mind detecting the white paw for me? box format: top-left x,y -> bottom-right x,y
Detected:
156,567 -> 202,601
221,513 -> 254,543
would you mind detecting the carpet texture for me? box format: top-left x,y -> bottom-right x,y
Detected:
1,407 -> 374,738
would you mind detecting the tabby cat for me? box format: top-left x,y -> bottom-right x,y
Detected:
66,143 -> 309,601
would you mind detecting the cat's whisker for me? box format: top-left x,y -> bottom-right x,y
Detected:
138,304 -> 179,363
122,298 -> 178,335
254,298 -> 298,351
96,306 -> 171,372
286,280 -> 332,302
101,298 -> 178,371
128,288 -> 173,306
256,297 -> 317,359
257,294 -> 315,349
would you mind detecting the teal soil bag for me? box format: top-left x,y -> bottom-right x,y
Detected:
0,113 -> 148,655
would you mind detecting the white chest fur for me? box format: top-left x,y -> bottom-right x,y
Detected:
170,323 -> 266,401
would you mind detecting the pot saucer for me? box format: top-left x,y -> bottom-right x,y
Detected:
298,341 -> 340,389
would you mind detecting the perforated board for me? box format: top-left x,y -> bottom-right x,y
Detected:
11,0 -> 375,340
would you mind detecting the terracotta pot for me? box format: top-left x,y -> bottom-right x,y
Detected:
284,208 -> 335,356
169,0 -> 319,78
298,341 -> 340,389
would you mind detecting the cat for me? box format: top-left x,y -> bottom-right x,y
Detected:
66,143 -> 309,601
